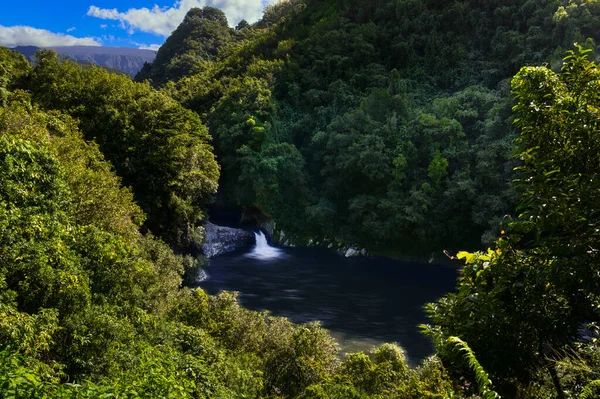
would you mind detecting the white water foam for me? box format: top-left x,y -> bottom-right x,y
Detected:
196,269 -> 209,282
246,231 -> 283,260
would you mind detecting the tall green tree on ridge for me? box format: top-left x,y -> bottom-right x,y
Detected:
425,46 -> 600,398
26,50 -> 220,248
136,7 -> 233,86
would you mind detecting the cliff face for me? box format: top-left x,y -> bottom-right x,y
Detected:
200,222 -> 255,258
13,45 -> 157,76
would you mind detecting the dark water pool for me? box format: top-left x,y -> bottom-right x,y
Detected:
197,237 -> 457,364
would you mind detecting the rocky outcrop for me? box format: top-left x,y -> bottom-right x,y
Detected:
201,222 -> 255,258
182,257 -> 209,286
343,247 -> 368,257
275,230 -> 296,248
344,248 -> 360,257
263,221 -> 369,256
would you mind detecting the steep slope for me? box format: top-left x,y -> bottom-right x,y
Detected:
140,0 -> 600,258
135,7 -> 232,85
2,2 -> 600,397
0,46 -> 459,399
26,50 -> 219,249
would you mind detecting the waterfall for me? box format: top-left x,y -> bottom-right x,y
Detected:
255,231 -> 269,248
247,231 -> 282,260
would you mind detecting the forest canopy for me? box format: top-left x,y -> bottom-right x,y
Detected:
1,0 -> 600,397
26,50 -> 220,249
135,0 -> 600,258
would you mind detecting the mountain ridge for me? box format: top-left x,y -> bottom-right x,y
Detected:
13,45 -> 157,76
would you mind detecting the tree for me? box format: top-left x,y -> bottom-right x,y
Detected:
135,7 -> 232,85
0,47 -> 30,105
27,50 -> 219,248
426,46 -> 600,398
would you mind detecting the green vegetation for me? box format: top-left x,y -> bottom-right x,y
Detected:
27,50 -> 220,248
136,7 -> 232,85
0,73 -> 336,397
141,0 -> 600,257
0,46 -> 455,398
425,46 -> 600,398
1,0 -> 600,397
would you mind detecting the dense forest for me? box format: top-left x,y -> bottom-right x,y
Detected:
0,0 -> 599,398
140,0 -> 600,257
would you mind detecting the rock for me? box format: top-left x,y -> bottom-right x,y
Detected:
277,231 -> 298,248
277,230 -> 286,244
261,221 -> 275,237
345,248 -> 361,257
200,222 -> 255,258
360,249 -> 368,257
182,256 -> 209,286
578,323 -> 599,343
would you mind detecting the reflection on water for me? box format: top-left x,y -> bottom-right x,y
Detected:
198,240 -> 457,365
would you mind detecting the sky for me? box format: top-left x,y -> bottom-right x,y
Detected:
0,0 -> 280,50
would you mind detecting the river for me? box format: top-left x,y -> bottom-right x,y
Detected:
197,232 -> 458,365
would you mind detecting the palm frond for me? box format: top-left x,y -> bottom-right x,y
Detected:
447,336 -> 500,399
580,380 -> 600,399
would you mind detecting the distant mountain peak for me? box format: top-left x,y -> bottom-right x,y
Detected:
13,45 -> 158,76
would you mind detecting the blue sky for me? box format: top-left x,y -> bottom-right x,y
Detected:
0,0 -> 279,49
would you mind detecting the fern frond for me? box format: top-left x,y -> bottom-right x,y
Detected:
580,380 -> 600,399
447,336 -> 501,399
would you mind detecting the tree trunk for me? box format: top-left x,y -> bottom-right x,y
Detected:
547,358 -> 565,399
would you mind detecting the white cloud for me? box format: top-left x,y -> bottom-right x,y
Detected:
67,26 -> 76,32
87,0 -> 281,37
102,34 -> 116,43
138,43 -> 161,51
0,25 -> 101,47
100,24 -> 108,29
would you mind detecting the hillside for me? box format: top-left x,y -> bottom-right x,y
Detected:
1,0 -> 600,398
14,45 -> 157,76
136,0 -> 600,258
